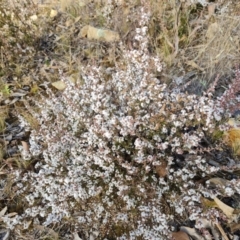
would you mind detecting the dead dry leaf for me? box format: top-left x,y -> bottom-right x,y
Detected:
6,212 -> 17,217
50,9 -> 58,18
21,141 -> 29,152
30,14 -> 38,21
30,84 -> 39,94
79,25 -> 120,42
23,220 -> 32,230
0,206 -> 7,217
201,197 -> 218,209
207,3 -> 216,18
51,81 -> 66,90
206,22 -> 220,39
213,197 -> 234,219
155,161 -> 168,178
172,231 -> 190,240
224,128 -> 240,155
228,118 -> 240,128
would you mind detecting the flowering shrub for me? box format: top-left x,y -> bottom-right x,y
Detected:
216,69 -> 240,116
10,4 -> 239,240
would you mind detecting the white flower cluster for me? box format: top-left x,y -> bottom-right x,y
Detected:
12,4 -> 234,240
190,0 -> 209,6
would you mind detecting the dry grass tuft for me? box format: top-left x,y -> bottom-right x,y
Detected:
187,15 -> 240,83
148,0 -> 240,91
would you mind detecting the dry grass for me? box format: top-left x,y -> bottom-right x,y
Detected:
0,106 -> 8,132
1,0 -> 239,92
186,14 -> 240,83
148,0 -> 240,91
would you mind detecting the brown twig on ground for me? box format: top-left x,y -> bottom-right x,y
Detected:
215,223 -> 229,240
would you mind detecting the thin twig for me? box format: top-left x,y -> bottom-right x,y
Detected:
215,223 -> 229,240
